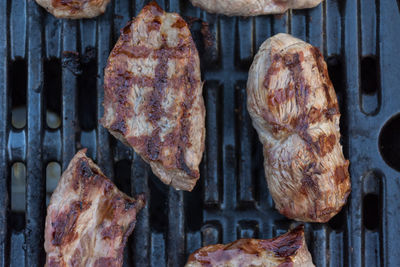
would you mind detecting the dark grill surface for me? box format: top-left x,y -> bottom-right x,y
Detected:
1,0 -> 400,266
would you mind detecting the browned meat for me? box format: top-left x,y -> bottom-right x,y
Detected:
44,149 -> 145,267
189,0 -> 322,16
35,0 -> 111,19
101,2 -> 205,192
185,225 -> 314,267
247,33 -> 351,222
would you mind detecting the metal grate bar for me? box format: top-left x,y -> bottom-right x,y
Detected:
25,2 -> 45,266
237,17 -> 254,65
329,231 -> 344,267
44,15 -> 61,59
96,6 -> 113,177
10,0 -> 26,60
308,3 -> 324,52
326,0 -> 341,56
168,0 -> 180,12
220,17 -> 237,213
0,0 -> 9,265
131,155 -> 150,266
204,81 -> 221,205
360,0 -> 377,57
79,20 -> 97,52
61,20 -> 78,169
114,0 -> 132,39
135,0 -> 147,15
236,81 -> 255,204
272,13 -> 288,34
255,16 -> 271,50
167,189 -> 185,267
344,0 -> 362,266
311,227 -> 328,267
291,10 -> 307,41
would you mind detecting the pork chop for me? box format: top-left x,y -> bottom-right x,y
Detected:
44,149 -> 145,267
101,2 -> 205,191
190,0 -> 322,16
247,33 -> 351,222
35,0 -> 111,19
185,225 -> 314,267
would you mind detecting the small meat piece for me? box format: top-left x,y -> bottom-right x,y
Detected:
35,0 -> 111,19
101,2 -> 205,191
190,0 -> 322,16
247,33 -> 351,222
44,149 -> 145,267
185,225 -> 314,267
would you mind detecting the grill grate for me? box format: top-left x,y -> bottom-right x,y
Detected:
1,0 -> 400,266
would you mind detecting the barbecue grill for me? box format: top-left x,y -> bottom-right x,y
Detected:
1,0 -> 400,266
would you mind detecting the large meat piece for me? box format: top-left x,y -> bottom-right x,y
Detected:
44,149 -> 145,267
35,0 -> 111,19
247,33 -> 351,222
101,2 -> 205,191
190,0 -> 322,16
185,225 -> 314,267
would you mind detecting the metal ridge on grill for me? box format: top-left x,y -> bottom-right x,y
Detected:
1,0 -> 400,266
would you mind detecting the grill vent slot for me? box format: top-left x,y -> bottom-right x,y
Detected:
78,47 -> 98,131
360,56 -> 381,115
363,193 -> 380,230
11,162 -> 26,231
45,162 -> 61,205
44,59 -> 62,129
9,59 -> 27,129
114,160 -> 132,195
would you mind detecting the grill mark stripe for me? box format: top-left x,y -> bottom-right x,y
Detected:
147,40 -> 169,125
281,51 -> 317,152
174,55 -> 199,178
52,0 -> 90,12
310,47 -> 339,114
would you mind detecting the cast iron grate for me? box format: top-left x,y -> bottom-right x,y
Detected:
1,0 -> 400,266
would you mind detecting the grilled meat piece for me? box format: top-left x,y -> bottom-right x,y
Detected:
44,149 -> 145,267
101,2 -> 205,191
189,0 -> 322,16
35,0 -> 111,19
185,225 -> 314,267
247,33 -> 351,222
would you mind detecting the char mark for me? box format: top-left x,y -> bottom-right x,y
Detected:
79,159 -> 94,178
52,0 -> 86,11
110,118 -> 127,135
334,164 -> 349,184
262,225 -> 304,258
51,201 -> 83,246
146,41 -> 170,124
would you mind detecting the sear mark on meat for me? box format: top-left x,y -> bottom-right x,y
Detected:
189,0 -> 323,16
35,0 -> 111,19
247,33 -> 351,222
101,2 -> 205,191
185,225 -> 315,267
44,149 -> 145,267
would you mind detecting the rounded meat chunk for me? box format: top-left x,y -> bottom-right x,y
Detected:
101,2 -> 205,191
190,0 -> 322,16
247,33 -> 351,222
35,0 -> 111,19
